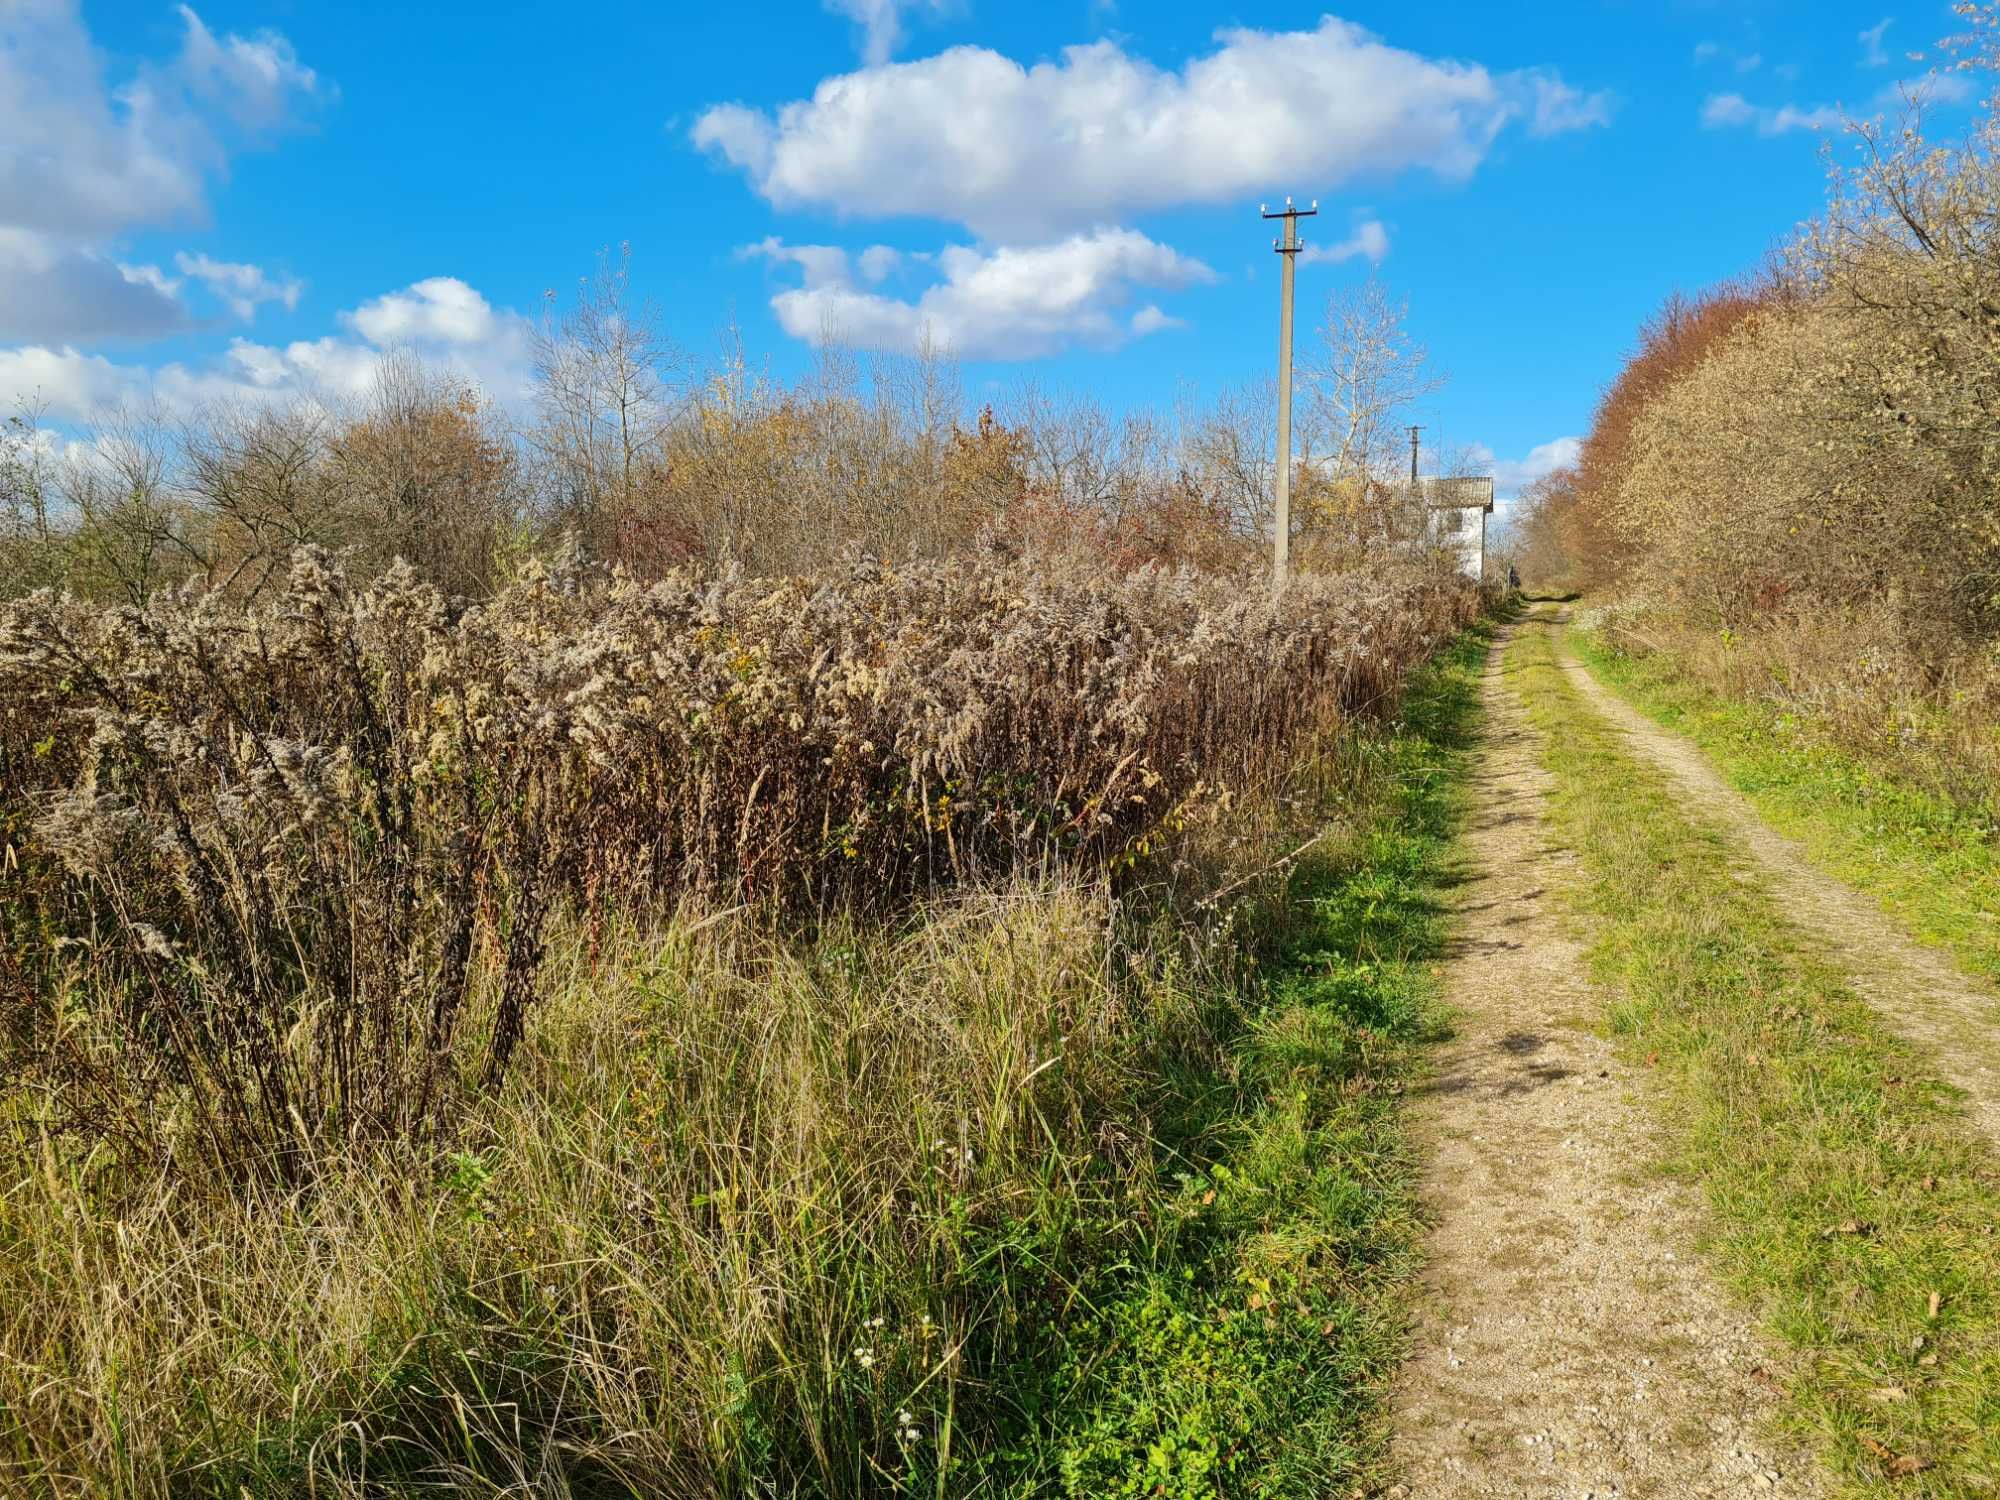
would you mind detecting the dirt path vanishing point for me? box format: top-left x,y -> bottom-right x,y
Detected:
1557,633 -> 2000,1150
1384,624 -> 1827,1500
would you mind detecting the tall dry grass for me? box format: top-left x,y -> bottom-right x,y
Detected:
0,891 -> 1161,1495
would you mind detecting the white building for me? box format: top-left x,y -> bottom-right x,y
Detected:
1411,476 -> 1495,581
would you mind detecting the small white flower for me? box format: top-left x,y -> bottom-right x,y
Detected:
853,1346 -> 876,1369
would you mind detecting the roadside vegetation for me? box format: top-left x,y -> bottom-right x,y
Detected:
1510,13 -> 2000,854
1509,611 -> 2000,1494
0,564 -> 1487,1493
0,214 -> 1497,1489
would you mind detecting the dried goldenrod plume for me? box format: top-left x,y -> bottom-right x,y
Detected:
0,545 -> 1474,1173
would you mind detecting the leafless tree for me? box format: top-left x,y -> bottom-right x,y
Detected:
527,245 -> 684,551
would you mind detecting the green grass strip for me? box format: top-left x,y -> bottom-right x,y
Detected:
1507,611 -> 2000,1496
1573,630 -> 2000,999
1013,623 -> 1489,1498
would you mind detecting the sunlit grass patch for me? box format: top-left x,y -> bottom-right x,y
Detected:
1574,629 -> 2000,1001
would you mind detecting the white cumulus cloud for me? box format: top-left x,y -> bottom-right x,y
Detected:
1480,435 -> 1581,502
0,276 -> 534,422
695,19 -> 1610,241
1,0 -> 321,238
746,229 -> 1214,359
1301,219 -> 1390,266
0,0 -> 321,346
0,230 -> 188,343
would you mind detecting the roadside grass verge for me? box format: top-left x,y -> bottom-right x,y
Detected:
1572,629 -> 2000,999
0,631 -> 1487,1498
1506,611 -> 2000,1494
1021,622 -> 1482,1497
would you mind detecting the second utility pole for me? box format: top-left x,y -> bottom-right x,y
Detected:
1264,196 -> 1315,592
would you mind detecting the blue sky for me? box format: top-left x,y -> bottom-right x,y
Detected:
0,0 -> 1975,501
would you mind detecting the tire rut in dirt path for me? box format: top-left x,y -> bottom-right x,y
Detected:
1556,634 -> 2000,1151
1384,624 -> 1826,1500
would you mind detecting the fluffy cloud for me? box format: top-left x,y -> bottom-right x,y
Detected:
0,1 -> 320,345
1485,436 -> 1580,498
824,0 -> 951,65
174,252 -> 302,321
172,4 -> 321,131
0,277 -> 534,422
695,19 -> 1611,240
746,229 -> 1213,359
1,0 -> 320,238
1301,219 -> 1389,266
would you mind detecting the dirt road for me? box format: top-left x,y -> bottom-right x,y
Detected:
1384,623 -> 1825,1499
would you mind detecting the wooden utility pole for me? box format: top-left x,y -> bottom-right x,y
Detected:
1409,425 -> 1422,484
1263,197 -> 1315,591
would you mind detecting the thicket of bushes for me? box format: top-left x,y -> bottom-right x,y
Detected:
1514,29 -> 2000,807
1,260 -> 1469,606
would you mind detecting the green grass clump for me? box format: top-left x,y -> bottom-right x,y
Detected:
1509,612 -> 2000,1495
1575,629 -> 2000,998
